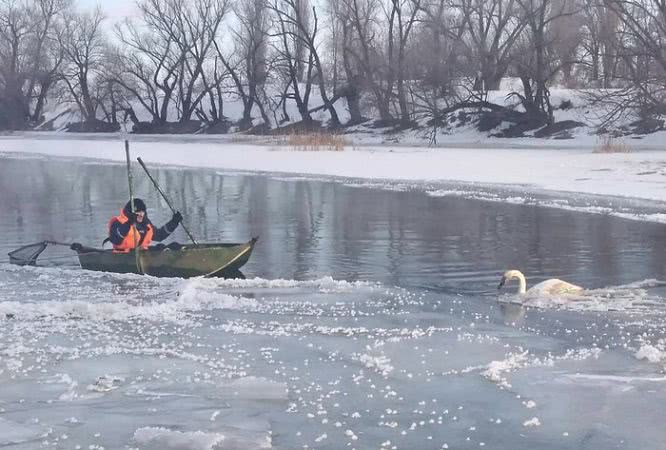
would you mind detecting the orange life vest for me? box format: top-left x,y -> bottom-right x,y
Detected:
108,210 -> 154,253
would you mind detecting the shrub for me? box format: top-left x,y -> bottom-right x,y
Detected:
286,131 -> 348,151
559,99 -> 573,110
593,135 -> 631,153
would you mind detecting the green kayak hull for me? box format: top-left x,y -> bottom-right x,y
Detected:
74,238 -> 257,278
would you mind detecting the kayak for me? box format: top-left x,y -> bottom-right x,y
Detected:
72,238 -> 257,278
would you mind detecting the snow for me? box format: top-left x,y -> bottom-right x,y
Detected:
132,427 -> 273,450
635,344 -> 666,364
0,417 -> 46,446
2,133 -> 666,225
523,417 -> 541,427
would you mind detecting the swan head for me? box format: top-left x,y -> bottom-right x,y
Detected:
497,270 -> 524,289
497,270 -> 527,294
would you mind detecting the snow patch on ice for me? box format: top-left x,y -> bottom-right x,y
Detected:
133,427 -> 227,450
635,344 -> 666,364
184,275 -> 379,292
565,373 -> 666,384
523,417 -> 541,427
480,351 -> 530,389
223,376 -> 288,401
0,417 -> 46,445
475,348 -> 602,389
356,353 -> 394,377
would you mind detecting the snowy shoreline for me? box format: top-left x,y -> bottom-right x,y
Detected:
5,128 -> 666,150
2,133 -> 666,223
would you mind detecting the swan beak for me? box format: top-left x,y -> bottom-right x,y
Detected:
497,278 -> 506,290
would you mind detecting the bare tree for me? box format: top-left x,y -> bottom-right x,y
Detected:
292,0 -> 310,82
407,0 -> 466,134
268,0 -> 341,127
384,0 -> 424,125
603,0 -> 666,115
512,0 -> 580,123
268,0 -> 314,123
549,0 -> 585,87
215,0 -> 270,129
580,0 -> 618,87
0,0 -> 67,129
173,0 -> 229,122
112,0 -> 228,128
340,0 -> 396,121
112,19 -> 181,124
417,0 -> 465,95
457,0 -> 526,91
57,7 -> 106,123
326,0 -> 367,124
196,55 -> 228,125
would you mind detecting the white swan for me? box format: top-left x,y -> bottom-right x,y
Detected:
497,270 -> 584,296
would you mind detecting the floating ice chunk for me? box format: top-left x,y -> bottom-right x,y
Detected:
182,276 -> 377,293
635,345 -> 665,364
481,351 -> 529,389
88,375 -> 125,393
222,377 -> 288,401
356,353 -> 393,376
133,427 -> 227,450
523,417 -> 541,427
0,417 -> 45,445
345,429 -> 358,440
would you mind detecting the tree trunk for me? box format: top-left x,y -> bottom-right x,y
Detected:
397,78 -> 409,125
591,44 -> 600,84
345,86 -> 363,124
31,79 -> 52,124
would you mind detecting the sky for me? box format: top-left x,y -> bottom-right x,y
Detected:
78,0 -> 137,22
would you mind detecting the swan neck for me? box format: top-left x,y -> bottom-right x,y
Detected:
517,272 -> 527,294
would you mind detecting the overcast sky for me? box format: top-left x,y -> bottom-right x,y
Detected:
79,0 -> 137,22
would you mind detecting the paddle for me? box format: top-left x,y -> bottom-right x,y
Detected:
125,140 -> 143,274
136,157 -> 198,246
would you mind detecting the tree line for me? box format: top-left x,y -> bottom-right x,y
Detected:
0,0 -> 664,133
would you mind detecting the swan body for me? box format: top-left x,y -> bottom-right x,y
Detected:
498,270 -> 583,296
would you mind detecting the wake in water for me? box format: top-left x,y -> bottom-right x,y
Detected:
497,278 -> 666,312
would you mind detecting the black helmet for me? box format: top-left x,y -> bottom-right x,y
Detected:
124,198 -> 147,215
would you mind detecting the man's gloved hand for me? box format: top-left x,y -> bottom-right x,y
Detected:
171,211 -> 183,225
126,211 -> 137,224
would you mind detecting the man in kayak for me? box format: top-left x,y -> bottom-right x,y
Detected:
106,198 -> 182,252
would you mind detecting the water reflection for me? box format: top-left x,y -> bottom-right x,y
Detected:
1,154 -> 665,292
499,302 -> 526,326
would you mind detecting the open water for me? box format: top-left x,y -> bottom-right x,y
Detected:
1,153 -> 666,449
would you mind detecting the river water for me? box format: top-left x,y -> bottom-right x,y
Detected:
1,153 -> 666,450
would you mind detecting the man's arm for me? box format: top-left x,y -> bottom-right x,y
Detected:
152,212 -> 183,242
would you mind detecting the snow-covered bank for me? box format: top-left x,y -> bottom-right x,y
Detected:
2,134 -> 666,220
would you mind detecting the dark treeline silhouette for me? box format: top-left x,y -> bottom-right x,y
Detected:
0,0 -> 663,133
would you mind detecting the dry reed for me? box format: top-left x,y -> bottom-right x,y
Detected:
286,131 -> 348,151
593,135 -> 631,153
